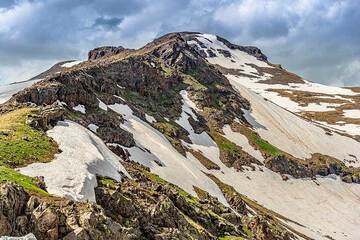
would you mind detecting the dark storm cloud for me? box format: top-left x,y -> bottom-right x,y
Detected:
0,0 -> 359,86
0,0 -> 16,8
93,17 -> 124,29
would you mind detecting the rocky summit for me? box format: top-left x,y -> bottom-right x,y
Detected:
1,32 -> 360,240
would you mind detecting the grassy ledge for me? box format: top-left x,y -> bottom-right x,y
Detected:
231,123 -> 281,157
0,166 -> 48,196
0,107 -> 58,167
249,132 -> 281,157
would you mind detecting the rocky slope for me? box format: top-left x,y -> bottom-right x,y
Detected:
1,32 -> 360,240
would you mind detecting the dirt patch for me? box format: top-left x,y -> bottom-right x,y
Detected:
213,64 -> 260,79
245,63 -> 305,84
345,87 -> 360,93
267,88 -> 360,126
268,89 -> 350,107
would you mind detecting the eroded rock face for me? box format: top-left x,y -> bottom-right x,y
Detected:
0,183 -> 131,240
27,105 -> 64,131
0,184 -> 30,237
88,46 -> 126,61
216,35 -> 268,61
265,154 -> 360,183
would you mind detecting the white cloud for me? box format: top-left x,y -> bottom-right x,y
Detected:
0,1 -> 41,33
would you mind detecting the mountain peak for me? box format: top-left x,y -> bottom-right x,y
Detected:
1,31 -> 360,240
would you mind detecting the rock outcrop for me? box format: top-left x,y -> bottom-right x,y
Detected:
88,46 -> 127,60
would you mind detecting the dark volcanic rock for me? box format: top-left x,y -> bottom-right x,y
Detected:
216,35 -> 268,61
88,46 -> 127,60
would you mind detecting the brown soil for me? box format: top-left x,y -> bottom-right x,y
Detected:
245,63 -> 305,84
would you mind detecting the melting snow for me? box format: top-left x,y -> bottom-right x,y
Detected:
145,113 -> 156,123
0,233 -> 37,240
106,86 -> 360,239
88,123 -> 99,132
0,79 -> 41,104
343,109 -> 360,119
191,34 -> 360,136
61,60 -> 82,68
20,121 -> 129,202
176,90 -> 214,146
213,167 -> 360,240
98,98 -> 108,111
73,104 -> 86,114
193,34 -> 271,77
227,75 -> 360,167
108,102 -> 228,205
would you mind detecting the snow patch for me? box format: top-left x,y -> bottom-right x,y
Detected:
61,60 -> 82,68
193,34 -> 271,77
343,109 -> 360,119
108,103 -> 228,205
0,233 -> 37,240
98,98 -> 108,111
145,113 -> 156,123
227,74 -> 360,167
73,104 -> 86,114
88,123 -> 99,132
0,79 -> 42,104
20,121 -> 129,202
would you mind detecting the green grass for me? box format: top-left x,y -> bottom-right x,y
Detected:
218,237 -> 244,240
0,108 -> 58,167
99,178 -> 117,189
242,225 -> 254,238
232,123 -> 281,157
182,74 -> 207,91
0,166 -> 48,196
249,132 -> 281,157
212,132 -> 242,156
142,169 -> 168,185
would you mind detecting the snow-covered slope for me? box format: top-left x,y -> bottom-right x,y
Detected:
0,79 -> 41,104
189,33 -> 360,136
228,75 -> 360,165
2,31 -> 360,240
188,33 -> 360,165
20,120 -> 129,202
105,86 -> 360,240
107,102 -> 229,205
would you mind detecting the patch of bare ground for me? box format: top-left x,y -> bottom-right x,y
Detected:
301,95 -> 360,125
213,64 -> 260,79
267,88 -> 360,126
345,86 -> 360,93
245,63 -> 305,84
188,148 -> 220,170
268,89 -> 351,106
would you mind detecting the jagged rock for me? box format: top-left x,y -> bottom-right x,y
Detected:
0,183 -> 30,236
107,145 -> 130,161
217,49 -> 231,58
97,126 -> 135,147
247,216 -> 293,240
63,228 -> 90,240
216,35 -> 268,61
88,46 -> 126,60
0,213 -> 12,236
27,105 -> 64,131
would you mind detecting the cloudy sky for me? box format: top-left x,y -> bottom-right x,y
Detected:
0,0 -> 359,86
